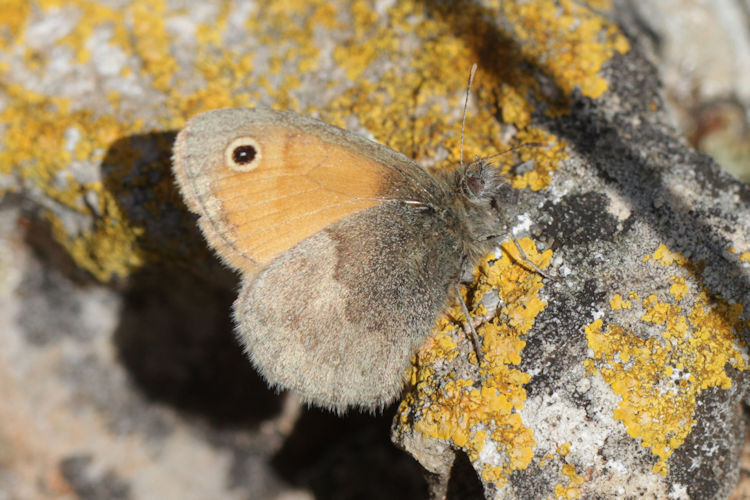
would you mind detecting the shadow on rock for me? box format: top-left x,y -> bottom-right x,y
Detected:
98,130 -> 431,493
112,261 -> 283,427
272,406 -> 429,500
101,131 -> 220,281
100,130 -> 283,426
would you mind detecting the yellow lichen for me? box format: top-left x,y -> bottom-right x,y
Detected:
497,0 -> 629,101
396,239 -> 551,487
3,0 -> 626,280
328,0 -> 630,191
610,293 -> 631,310
585,245 -> 747,475
554,463 -> 584,499
130,0 -> 176,92
0,83 -> 150,279
652,244 -> 689,266
669,277 -> 689,301
1,2 -> 647,491
0,0 -> 31,49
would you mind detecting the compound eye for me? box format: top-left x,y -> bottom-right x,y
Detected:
225,137 -> 261,171
466,174 -> 485,196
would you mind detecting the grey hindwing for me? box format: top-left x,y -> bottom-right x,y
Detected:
232,201 -> 462,411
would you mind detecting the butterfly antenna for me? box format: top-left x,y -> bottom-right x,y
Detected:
460,64 -> 478,171
477,141 -> 547,165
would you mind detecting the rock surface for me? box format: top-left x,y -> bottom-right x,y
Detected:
1,0 -> 749,499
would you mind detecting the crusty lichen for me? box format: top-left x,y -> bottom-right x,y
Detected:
0,83 -> 147,280
2,1 -> 633,489
584,244 -> 748,475
2,0 -> 624,283
395,239 -> 551,487
554,462 -> 584,499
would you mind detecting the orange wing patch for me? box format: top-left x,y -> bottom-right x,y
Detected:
204,126 -> 387,271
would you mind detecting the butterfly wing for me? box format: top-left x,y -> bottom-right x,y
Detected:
172,107 -> 444,274
172,107 -> 463,411
235,199 -> 463,411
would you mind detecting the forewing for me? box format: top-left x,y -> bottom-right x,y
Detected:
172,108 -> 441,274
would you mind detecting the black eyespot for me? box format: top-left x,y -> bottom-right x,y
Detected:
225,137 -> 261,171
232,145 -> 256,164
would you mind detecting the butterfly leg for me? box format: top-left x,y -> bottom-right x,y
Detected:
455,283 -> 484,370
511,237 -> 554,280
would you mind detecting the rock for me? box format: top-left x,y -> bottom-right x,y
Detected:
1,0 -> 748,498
